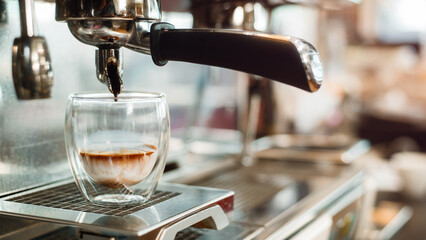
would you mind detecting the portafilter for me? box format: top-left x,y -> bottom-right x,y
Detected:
55,0 -> 323,96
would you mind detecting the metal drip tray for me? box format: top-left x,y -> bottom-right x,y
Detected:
7,183 -> 181,217
0,180 -> 234,239
189,163 -> 313,226
196,170 -> 291,211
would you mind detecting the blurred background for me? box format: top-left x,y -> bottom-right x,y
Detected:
162,1 -> 426,238
1,0 -> 426,239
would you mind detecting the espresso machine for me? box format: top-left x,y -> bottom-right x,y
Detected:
0,0 -> 371,239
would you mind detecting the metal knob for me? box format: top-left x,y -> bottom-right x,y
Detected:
12,0 -> 53,100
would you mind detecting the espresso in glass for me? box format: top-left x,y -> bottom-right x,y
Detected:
65,92 -> 169,205
79,144 -> 157,189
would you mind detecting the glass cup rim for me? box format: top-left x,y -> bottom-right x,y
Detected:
68,91 -> 166,101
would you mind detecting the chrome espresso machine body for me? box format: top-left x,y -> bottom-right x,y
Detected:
0,0 -> 370,239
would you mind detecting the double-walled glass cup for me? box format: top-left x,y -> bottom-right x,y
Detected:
65,92 -> 169,205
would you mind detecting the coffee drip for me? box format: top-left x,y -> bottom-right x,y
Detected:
105,57 -> 122,101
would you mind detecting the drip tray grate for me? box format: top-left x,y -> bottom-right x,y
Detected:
7,183 -> 180,217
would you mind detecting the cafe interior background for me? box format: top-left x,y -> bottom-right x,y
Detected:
0,0 -> 426,239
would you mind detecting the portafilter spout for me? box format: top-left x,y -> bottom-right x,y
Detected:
55,0 -> 323,94
96,48 -> 123,99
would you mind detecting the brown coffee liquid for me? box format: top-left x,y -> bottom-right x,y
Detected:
79,144 -> 157,188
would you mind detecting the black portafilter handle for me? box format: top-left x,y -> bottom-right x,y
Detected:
150,23 -> 323,92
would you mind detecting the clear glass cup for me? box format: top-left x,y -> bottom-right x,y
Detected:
65,92 -> 170,205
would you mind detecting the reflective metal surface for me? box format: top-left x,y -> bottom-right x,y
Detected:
54,0 -> 323,94
12,36 -> 53,99
12,0 -> 53,99
190,164 -> 310,225
165,152 -> 365,239
66,19 -> 136,48
0,1 -> 361,239
253,134 -> 371,164
254,167 -> 364,239
191,0 -> 269,31
8,183 -> 180,217
289,37 -> 323,91
0,0 -> 71,195
55,0 -> 162,21
55,0 -> 161,94
0,180 -> 233,238
95,48 -> 123,94
0,148 -> 365,240
0,1 -> 208,197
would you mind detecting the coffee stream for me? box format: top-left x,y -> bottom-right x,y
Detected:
106,57 -> 122,102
